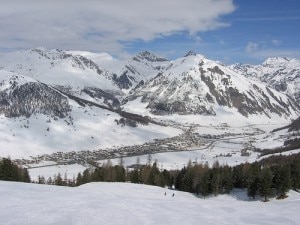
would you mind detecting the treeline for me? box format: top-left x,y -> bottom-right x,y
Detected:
41,154 -> 300,201
76,160 -> 172,188
0,158 -> 30,182
2,152 -> 298,202
257,137 -> 300,157
175,154 -> 300,200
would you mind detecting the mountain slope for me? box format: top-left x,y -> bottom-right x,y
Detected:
0,48 -> 122,109
68,50 -> 171,91
124,54 -> 299,118
0,48 -> 299,159
230,57 -> 300,102
0,71 -> 181,158
115,51 -> 170,90
1,181 -> 300,225
0,71 -> 71,118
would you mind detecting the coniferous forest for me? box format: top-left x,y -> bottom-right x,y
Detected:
1,154 -> 300,201
0,158 -> 30,183
30,153 -> 300,201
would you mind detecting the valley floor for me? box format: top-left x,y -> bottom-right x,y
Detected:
25,122 -> 296,182
0,181 -> 299,225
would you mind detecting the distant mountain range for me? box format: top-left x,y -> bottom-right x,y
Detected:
0,48 -> 299,157
1,48 -> 299,117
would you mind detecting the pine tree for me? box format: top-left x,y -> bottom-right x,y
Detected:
211,168 -> 221,196
21,168 -> 31,183
221,166 -> 233,194
103,160 -> 114,182
247,164 -> 260,199
159,169 -> 172,187
38,175 -> 46,184
274,166 -> 292,199
47,177 -> 53,185
199,171 -> 210,198
55,173 -> 63,186
82,169 -> 91,184
0,158 -> 30,182
181,167 -> 194,192
91,168 -> 104,182
130,169 -> 140,184
291,161 -> 300,191
115,165 -> 126,182
175,167 -> 186,190
147,161 -> 160,185
76,172 -> 83,186
232,163 -> 250,189
258,167 -> 273,201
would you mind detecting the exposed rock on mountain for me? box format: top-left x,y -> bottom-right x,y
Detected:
230,57 -> 300,103
0,48 -> 121,109
0,48 -> 299,119
0,48 -> 299,158
124,54 -> 299,118
113,51 -> 170,90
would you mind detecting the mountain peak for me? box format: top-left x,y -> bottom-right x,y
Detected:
263,57 -> 292,66
184,50 -> 197,57
133,51 -> 168,62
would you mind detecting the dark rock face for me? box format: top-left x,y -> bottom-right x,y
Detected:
231,57 -> 300,107
82,87 -> 120,109
184,51 -> 197,57
0,82 -> 71,118
133,51 -> 168,62
113,73 -> 133,90
272,81 -> 288,92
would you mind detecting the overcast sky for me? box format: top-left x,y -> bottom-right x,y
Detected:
0,0 -> 299,64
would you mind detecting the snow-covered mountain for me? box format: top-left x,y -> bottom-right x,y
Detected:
124,54 -> 299,118
230,57 -> 300,102
0,71 -> 71,118
68,50 -> 170,91
0,48 -> 122,109
115,51 -> 170,90
0,48 -> 299,159
0,70 -> 180,158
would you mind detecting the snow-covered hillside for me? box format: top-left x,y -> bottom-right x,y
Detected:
0,48 -> 119,91
0,48 -> 123,108
68,50 -> 170,91
0,48 -> 299,165
0,181 -> 299,225
124,54 -> 299,118
231,57 -> 300,102
0,70 -> 181,158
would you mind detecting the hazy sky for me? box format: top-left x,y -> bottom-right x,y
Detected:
0,0 -> 299,64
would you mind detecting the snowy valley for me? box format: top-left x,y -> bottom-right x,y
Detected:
0,48 -> 299,182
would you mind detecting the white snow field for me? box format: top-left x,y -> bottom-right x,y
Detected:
0,181 -> 299,225
0,103 -> 181,159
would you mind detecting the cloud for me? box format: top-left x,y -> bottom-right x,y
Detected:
271,39 -> 282,46
0,0 -> 235,56
245,42 -> 259,53
250,49 -> 300,59
245,39 -> 299,61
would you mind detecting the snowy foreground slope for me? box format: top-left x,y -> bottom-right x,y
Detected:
1,181 -> 299,225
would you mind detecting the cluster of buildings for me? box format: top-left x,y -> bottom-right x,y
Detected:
14,130 -> 212,167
